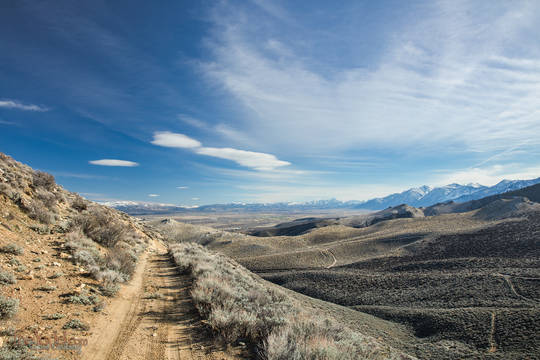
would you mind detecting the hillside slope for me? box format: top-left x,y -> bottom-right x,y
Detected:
191,193 -> 540,359
0,153 -> 153,359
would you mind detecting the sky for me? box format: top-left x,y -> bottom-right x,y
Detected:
1,0 -> 540,205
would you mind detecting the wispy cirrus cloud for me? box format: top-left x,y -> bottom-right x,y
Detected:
89,159 -> 139,167
202,1 -> 540,156
151,131 -> 290,171
0,99 -> 48,111
434,163 -> 540,187
148,194 -> 160,197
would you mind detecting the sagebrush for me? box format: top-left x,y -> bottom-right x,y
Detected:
169,243 -> 413,360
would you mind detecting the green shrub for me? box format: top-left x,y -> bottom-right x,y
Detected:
0,243 -> 23,255
0,295 -> 19,319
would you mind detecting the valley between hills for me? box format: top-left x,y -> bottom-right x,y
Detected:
1,152 -> 539,359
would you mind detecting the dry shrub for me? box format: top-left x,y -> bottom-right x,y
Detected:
0,270 -> 16,285
32,171 -> 55,191
0,243 -> 24,255
71,195 -> 88,212
35,188 -> 57,210
26,199 -> 55,224
0,295 -> 19,319
65,228 -> 137,296
63,319 -> 89,331
75,206 -> 126,247
169,243 -> 415,360
0,182 -> 15,199
103,248 -> 136,279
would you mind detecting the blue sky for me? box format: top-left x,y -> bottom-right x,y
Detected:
2,0 -> 540,205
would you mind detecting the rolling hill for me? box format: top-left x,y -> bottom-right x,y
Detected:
188,184 -> 540,359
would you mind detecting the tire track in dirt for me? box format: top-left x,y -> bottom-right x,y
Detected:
488,312 -> 497,353
322,248 -> 337,269
83,241 -> 247,360
496,273 -> 539,303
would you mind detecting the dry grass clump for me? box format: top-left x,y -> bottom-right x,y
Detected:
0,295 -> 19,319
169,242 -> 413,360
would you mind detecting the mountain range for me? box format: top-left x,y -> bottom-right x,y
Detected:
102,177 -> 540,214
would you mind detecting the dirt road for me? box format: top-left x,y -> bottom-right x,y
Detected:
83,241 -> 246,360
321,248 -> 337,269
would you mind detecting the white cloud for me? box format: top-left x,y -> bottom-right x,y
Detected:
148,194 -> 160,197
177,114 -> 209,129
434,164 -> 540,187
176,186 -> 189,189
151,131 -> 290,171
89,159 -> 139,167
202,1 -> 540,156
0,100 -> 48,111
196,147 -> 290,171
192,197 -> 200,201
151,131 -> 202,148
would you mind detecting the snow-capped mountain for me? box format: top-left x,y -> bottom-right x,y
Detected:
353,178 -> 540,209
98,201 -> 198,215
102,177 -> 540,214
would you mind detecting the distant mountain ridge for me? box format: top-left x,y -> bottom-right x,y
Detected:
357,177 -> 540,209
102,177 -> 540,214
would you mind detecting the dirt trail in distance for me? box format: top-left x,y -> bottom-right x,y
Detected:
83,240 -> 246,360
487,312 -> 497,353
322,249 -> 337,269
496,273 -> 539,303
